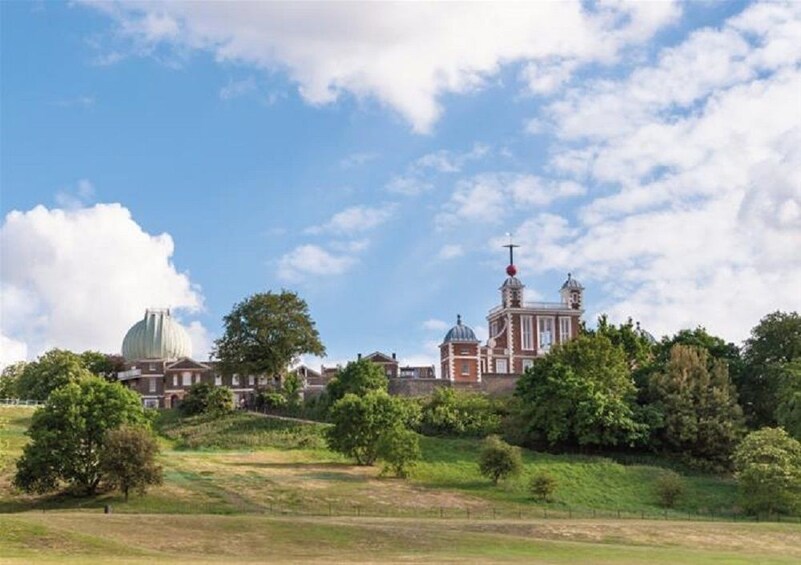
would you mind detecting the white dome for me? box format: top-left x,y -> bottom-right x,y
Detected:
121,309 -> 193,361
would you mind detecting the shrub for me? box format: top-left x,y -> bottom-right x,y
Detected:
733,427 -> 801,515
326,359 -> 388,407
257,391 -> 288,410
419,388 -> 501,437
529,471 -> 558,502
654,471 -> 685,508
181,383 -> 234,417
377,425 -> 421,478
478,435 -> 522,485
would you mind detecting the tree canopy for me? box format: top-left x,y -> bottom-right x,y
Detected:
100,425 -> 163,501
14,376 -> 148,495
214,291 -> 326,379
16,349 -> 94,401
515,333 -> 644,448
326,358 -> 387,406
0,361 -> 26,398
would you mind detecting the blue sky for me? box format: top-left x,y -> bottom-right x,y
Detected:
2,1 -> 799,371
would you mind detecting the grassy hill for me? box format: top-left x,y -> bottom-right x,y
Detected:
2,405 -> 797,564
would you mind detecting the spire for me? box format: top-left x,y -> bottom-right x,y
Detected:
457,314 -> 462,325
503,232 -> 519,277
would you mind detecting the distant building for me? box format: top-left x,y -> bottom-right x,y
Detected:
439,244 -> 584,382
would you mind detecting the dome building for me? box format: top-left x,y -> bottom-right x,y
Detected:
117,308 -> 260,409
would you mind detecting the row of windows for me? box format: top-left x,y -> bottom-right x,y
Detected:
489,316 -> 572,351
143,373 -> 261,389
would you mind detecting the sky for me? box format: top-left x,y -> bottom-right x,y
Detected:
1,1 -> 800,373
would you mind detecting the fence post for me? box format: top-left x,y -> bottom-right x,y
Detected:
544,508 -> 548,519
328,502 -> 332,516
440,507 -> 443,519
466,508 -> 470,520
617,509 -> 621,519
568,507 -> 572,519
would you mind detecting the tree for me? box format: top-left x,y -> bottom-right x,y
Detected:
80,351 -> 126,382
326,359 -> 388,406
214,291 -> 326,380
654,471 -> 684,508
327,391 -> 406,465
733,427 -> 801,515
529,471 -> 558,502
593,315 -> 655,372
14,377 -> 147,495
515,334 -> 644,449
776,362 -> 801,441
377,425 -> 420,478
648,345 -> 744,468
181,382 -> 234,417
0,361 -> 26,398
741,312 -> 801,428
478,435 -> 522,485
0,415 -> 7,472
16,349 -> 93,401
419,388 -> 501,438
100,426 -> 163,501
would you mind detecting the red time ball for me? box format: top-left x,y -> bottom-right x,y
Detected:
506,264 -> 517,277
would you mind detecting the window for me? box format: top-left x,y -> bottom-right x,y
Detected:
148,378 -> 157,393
172,375 -> 178,387
496,358 -> 508,374
461,348 -> 471,355
521,315 -> 534,350
181,371 -> 192,386
232,375 -> 240,386
490,321 -> 498,337
461,361 -> 469,376
143,398 -> 159,409
559,317 -> 572,343
149,363 -> 156,372
538,317 -> 554,350
248,375 -> 255,386
522,359 -> 534,371
214,375 -> 222,386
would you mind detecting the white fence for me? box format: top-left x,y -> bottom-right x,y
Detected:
0,398 -> 44,407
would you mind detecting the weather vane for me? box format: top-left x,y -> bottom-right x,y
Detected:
503,232 -> 519,276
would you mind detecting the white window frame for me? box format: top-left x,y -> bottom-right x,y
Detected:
559,317 -> 572,343
148,378 -> 157,393
496,358 -> 508,374
232,375 -> 240,386
214,375 -> 222,386
538,317 -> 555,350
172,375 -> 178,387
521,315 -> 534,351
461,361 -> 469,376
181,372 -> 192,386
248,375 -> 255,386
522,358 -> 534,371
490,321 -> 498,338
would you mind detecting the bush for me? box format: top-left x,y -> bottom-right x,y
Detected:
478,435 -> 522,485
529,471 -> 558,502
377,425 -> 421,478
326,359 -> 388,407
419,388 -> 501,438
181,383 -> 234,417
100,426 -> 163,501
256,391 -> 288,410
654,470 -> 685,508
733,427 -> 801,515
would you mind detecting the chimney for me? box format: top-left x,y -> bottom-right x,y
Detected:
357,353 -> 362,360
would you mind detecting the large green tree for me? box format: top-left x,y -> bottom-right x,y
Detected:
593,315 -> 655,372
100,425 -> 163,502
326,358 -> 387,406
740,312 -> 801,428
16,349 -> 93,401
515,334 -> 644,449
214,291 -> 326,379
14,377 -> 148,495
0,361 -> 26,398
80,351 -> 127,382
327,391 -> 407,465
775,361 -> 801,441
648,345 -> 744,467
733,427 -> 801,515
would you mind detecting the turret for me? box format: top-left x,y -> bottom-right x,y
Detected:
560,273 -> 584,310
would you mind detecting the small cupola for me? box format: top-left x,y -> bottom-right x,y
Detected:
560,273 -> 584,310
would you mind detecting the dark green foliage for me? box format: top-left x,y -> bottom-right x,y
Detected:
0,362 -> 25,398
14,377 -> 147,495
100,426 -> 163,501
214,291 -> 326,379
529,471 -> 558,502
593,315 -> 655,371
16,349 -> 94,401
740,311 -> 801,428
325,359 -> 388,406
776,362 -> 801,440
377,425 -> 421,478
733,427 -> 801,515
180,383 -> 234,417
515,334 -> 644,449
418,388 -> 501,437
79,351 -> 126,382
654,471 -> 684,508
256,391 -> 288,410
648,345 -> 744,469
478,435 -> 522,485
327,391 -> 407,465
654,327 -> 742,371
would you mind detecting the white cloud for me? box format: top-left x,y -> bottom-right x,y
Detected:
437,173 -> 586,228
385,175 -> 434,196
219,76 -> 256,100
438,244 -> 464,260
0,203 -> 206,362
83,1 -> 680,132
0,334 -> 28,371
277,244 -> 358,282
184,320 -> 214,361
422,319 -> 449,332
305,204 -> 396,235
514,1 -> 801,343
